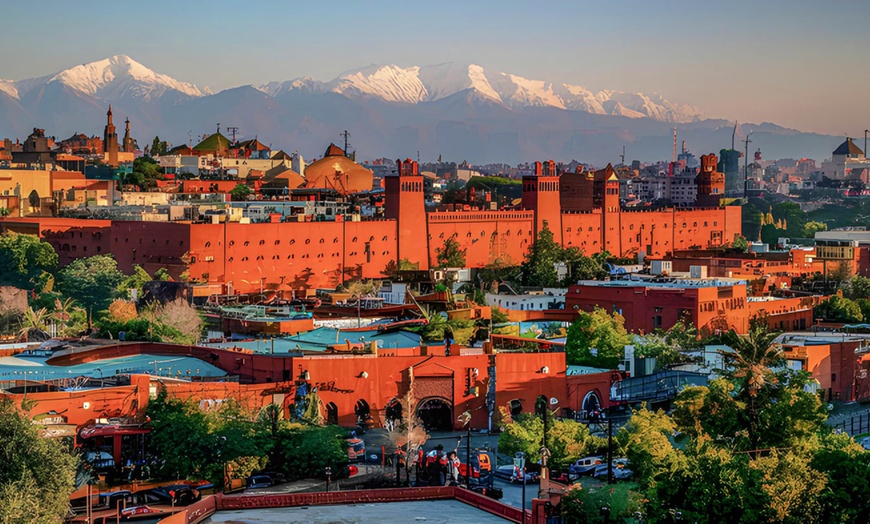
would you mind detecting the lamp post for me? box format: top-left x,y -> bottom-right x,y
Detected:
325,466 -> 332,493
515,452 -> 526,520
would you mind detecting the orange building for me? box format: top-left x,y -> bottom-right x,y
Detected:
1,154 -> 741,295
565,279 -> 816,335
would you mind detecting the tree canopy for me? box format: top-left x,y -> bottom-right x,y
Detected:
229,184 -> 253,201
0,399 -> 77,521
0,233 -> 58,289
435,236 -> 467,269
57,254 -> 126,313
521,224 -> 608,287
564,306 -> 630,368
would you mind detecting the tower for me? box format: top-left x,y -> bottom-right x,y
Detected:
696,154 -> 725,207
521,160 -> 562,244
385,158 -> 428,270
103,105 -> 119,166
122,117 -> 135,153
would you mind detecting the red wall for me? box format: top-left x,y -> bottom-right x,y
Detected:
426,211 -> 534,268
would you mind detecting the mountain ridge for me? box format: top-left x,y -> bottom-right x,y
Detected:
0,55 -> 844,165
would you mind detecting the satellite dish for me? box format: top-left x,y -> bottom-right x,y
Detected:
549,397 -> 559,405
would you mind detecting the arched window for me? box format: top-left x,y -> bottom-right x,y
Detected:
326,402 -> 339,426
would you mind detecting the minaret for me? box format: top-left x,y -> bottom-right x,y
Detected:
123,117 -> 134,153
103,105 -> 119,166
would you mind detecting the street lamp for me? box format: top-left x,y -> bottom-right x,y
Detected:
325,466 -> 332,493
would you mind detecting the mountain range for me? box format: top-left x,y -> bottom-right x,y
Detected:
0,55 -> 840,164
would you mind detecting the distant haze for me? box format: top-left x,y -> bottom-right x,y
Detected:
0,1 -> 867,138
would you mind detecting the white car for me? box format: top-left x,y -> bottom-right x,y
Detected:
861,437 -> 870,451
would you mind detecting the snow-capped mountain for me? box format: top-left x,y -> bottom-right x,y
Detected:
258,63 -> 702,123
6,55 -> 207,102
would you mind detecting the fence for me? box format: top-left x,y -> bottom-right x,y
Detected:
831,411 -> 870,436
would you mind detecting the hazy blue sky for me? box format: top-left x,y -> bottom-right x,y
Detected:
2,0 -> 868,135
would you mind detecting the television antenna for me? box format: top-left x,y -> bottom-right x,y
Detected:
226,126 -> 239,144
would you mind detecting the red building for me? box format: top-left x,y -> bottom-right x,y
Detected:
1,155 -> 741,295
565,279 -> 816,335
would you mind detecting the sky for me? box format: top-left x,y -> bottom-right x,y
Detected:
1,0 -> 868,136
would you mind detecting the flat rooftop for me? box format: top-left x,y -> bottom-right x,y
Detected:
203,499 -> 511,523
574,277 -> 748,289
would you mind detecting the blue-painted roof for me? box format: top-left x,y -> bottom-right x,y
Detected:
203,327 -> 423,354
0,353 -> 227,381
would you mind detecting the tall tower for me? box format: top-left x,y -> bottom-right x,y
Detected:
696,153 -> 725,207
122,117 -> 135,153
385,158 -> 428,270
103,105 -> 119,166
521,160 -> 562,244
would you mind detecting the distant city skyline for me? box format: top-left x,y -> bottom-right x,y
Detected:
1,0 -> 868,138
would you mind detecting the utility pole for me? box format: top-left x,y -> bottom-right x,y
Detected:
620,145 -> 625,165
226,126 -> 239,145
743,133 -> 753,200
865,130 -> 868,160
340,130 -> 351,156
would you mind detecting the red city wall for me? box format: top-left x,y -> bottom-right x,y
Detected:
426,210 -> 534,268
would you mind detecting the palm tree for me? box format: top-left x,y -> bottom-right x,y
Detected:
17,307 -> 49,342
721,321 -> 783,448
53,297 -> 79,337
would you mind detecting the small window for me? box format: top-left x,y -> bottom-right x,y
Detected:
205,242 -> 211,248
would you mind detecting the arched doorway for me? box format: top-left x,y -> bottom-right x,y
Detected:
508,399 -> 523,418
416,397 -> 453,432
354,399 -> 371,429
326,402 -> 338,426
385,398 -> 403,431
582,391 -> 602,421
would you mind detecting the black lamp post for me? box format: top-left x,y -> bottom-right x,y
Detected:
325,466 -> 332,493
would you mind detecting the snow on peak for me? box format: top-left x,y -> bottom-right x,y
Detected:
258,62 -> 703,123
0,79 -> 17,99
48,55 -> 205,99
331,64 -> 428,104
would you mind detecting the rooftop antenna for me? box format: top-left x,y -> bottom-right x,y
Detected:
226,126 -> 239,144
340,130 -> 351,157
188,130 -> 192,149
732,123 -> 737,150
743,132 -> 753,200
672,127 -> 677,163
620,145 -> 625,165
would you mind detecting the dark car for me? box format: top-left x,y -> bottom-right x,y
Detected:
148,485 -> 201,506
246,475 -> 273,489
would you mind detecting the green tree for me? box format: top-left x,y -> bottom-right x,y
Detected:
116,264 -> 151,300
814,294 -> 863,323
847,275 -> 870,299
129,156 -> 163,190
634,321 -> 703,369
435,236 -> 467,269
273,425 -> 348,482
17,307 -> 49,342
732,234 -> 749,252
477,257 -> 520,293
0,399 -> 77,521
803,220 -> 827,238
229,184 -> 253,201
498,411 -> 604,471
150,136 -> 168,156
565,307 -> 629,368
520,224 -> 563,287
720,323 -> 784,448
58,254 -> 126,314
0,233 -> 58,289
616,406 -> 677,483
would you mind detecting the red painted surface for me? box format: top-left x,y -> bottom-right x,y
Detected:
0,160 -> 742,294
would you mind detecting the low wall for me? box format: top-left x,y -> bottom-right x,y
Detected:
213,486 -> 523,523
157,495 -> 218,524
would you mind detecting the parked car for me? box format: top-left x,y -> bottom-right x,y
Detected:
592,459 -> 633,480
246,475 -> 274,489
147,485 -> 202,506
494,464 -> 539,483
568,456 -> 603,477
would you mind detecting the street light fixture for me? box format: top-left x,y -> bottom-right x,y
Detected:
325,466 -> 332,493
